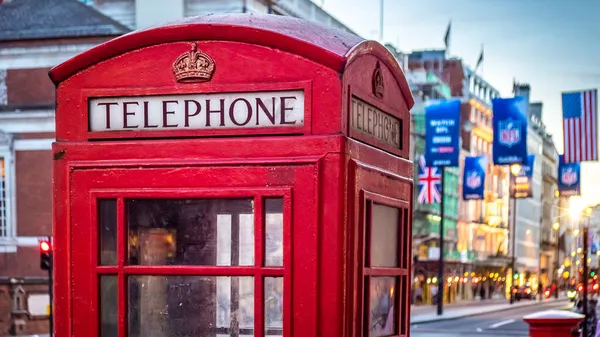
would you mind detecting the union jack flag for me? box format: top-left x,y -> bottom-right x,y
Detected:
417,155 -> 441,204
562,89 -> 598,163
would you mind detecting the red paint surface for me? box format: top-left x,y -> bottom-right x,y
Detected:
51,13 -> 414,337
523,316 -> 583,337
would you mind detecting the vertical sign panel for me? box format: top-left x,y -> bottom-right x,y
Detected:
558,154 -> 581,196
462,156 -> 488,200
492,97 -> 528,165
425,100 -> 461,167
510,154 -> 535,199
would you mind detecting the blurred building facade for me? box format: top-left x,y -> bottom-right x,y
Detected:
401,49 -> 512,303
512,82 -> 561,290
0,0 -> 131,334
0,0 -> 356,334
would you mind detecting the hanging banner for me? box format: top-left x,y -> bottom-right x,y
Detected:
492,96 -> 528,165
510,154 -> 535,199
424,99 -> 461,167
417,155 -> 442,204
462,155 -> 488,200
557,154 -> 581,196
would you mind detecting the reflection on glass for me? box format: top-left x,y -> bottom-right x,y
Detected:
265,198 -> 283,266
98,199 -> 117,265
100,275 -> 117,337
217,214 -> 255,266
127,199 -> 254,266
128,276 -> 254,337
370,204 -> 399,267
368,277 -> 396,337
265,277 -> 283,336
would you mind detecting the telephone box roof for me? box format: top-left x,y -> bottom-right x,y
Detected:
49,13 -> 413,107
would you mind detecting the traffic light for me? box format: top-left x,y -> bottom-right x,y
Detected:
39,239 -> 52,271
591,271 -> 596,277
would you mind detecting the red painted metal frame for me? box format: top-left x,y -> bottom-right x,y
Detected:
361,191 -> 410,337
82,80 -> 312,140
346,151 -> 413,337
51,14 -> 415,337
75,176 -> 297,337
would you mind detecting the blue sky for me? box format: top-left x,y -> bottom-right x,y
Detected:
319,0 -> 600,205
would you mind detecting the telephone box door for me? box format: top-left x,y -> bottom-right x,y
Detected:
69,164 -> 317,337
350,160 -> 413,337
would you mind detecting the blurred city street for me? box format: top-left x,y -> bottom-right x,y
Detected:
412,300 -> 572,337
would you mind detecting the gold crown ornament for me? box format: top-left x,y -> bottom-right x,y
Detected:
372,61 -> 384,98
172,43 -> 216,83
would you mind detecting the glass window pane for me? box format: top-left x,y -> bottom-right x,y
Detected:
100,275 -> 118,337
368,276 -> 397,337
128,276 -> 254,337
127,199 -> 254,266
265,198 -> 283,266
98,199 -> 117,265
265,277 -> 283,336
370,203 -> 399,267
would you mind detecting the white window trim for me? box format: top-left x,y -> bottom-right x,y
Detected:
0,135 -> 16,250
14,139 -> 54,151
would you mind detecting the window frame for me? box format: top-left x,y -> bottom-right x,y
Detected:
90,187 -> 292,337
0,142 -> 15,247
359,190 -> 410,337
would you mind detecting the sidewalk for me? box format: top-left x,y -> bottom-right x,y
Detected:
410,297 -> 571,325
411,298 -> 509,316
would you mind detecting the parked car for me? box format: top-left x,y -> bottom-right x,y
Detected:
513,285 -> 535,300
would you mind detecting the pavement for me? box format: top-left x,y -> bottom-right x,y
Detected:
411,300 -> 574,337
411,296 -> 571,324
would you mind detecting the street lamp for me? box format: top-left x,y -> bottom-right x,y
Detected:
553,222 -> 560,298
509,163 -> 521,304
510,164 -> 522,177
578,207 -> 593,337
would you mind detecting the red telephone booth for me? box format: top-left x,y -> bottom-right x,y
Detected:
49,14 -> 414,337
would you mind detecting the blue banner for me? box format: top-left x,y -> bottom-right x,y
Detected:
425,99 -> 461,167
558,154 -> 581,196
492,97 -> 528,165
463,155 -> 488,200
510,154 -> 535,199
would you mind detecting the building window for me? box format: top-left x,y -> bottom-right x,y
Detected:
0,158 -> 7,238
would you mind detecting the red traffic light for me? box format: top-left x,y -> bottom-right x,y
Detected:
40,241 -> 51,252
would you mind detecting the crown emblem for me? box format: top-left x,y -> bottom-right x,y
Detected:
372,61 -> 384,98
172,43 -> 215,83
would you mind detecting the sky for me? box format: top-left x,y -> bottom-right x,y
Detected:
318,0 -> 600,206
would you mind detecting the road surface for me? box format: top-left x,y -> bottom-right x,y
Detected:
411,300 -> 574,337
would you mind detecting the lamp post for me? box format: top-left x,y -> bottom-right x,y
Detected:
509,163 -> 522,304
582,207 -> 592,337
437,168 -> 445,316
553,221 -> 560,299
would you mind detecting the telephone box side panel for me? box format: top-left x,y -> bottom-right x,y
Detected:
345,140 -> 413,337
341,52 -> 412,160
51,144 -> 71,337
316,152 -> 348,337
54,41 -> 342,141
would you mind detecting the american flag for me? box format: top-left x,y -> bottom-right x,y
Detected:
562,89 -> 598,163
417,155 -> 441,204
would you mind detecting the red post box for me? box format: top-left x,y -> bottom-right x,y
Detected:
49,13 -> 414,337
523,310 -> 584,337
